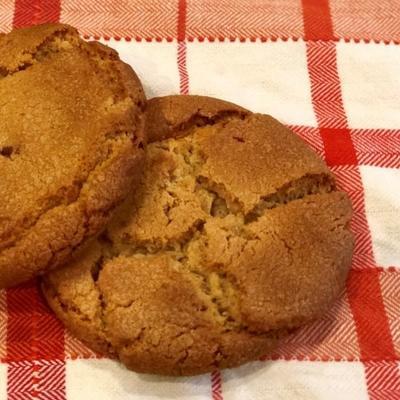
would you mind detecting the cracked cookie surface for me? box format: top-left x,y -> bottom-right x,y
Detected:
42,95 -> 354,376
0,23 -> 146,287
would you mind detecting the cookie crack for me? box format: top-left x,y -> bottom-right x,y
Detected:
195,172 -> 337,225
171,110 -> 248,137
183,265 -> 247,332
0,30 -> 144,253
95,133 -> 337,337
87,254 -> 111,342
0,29 -> 79,77
93,224 -> 251,339
78,121 -> 342,354
244,173 -> 337,223
175,131 -> 337,222
42,272 -> 99,326
0,133 -> 137,254
42,257 -> 115,357
111,218 -> 205,259
196,176 -> 243,216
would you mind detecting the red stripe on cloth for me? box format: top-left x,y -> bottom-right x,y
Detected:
64,330 -> 99,360
13,0 -> 61,29
330,0 -> 400,44
347,271 -> 396,361
301,0 -> 334,41
351,129 -> 400,169
306,42 -> 347,129
178,0 -> 187,42
211,370 -> 223,400
302,1 -> 400,396
178,41 -> 189,95
330,166 -> 376,271
348,272 -> 400,399
177,0 -> 189,95
320,128 -> 358,166
306,42 -> 357,165
6,282 -> 66,399
270,292 -> 360,361
364,362 -> 400,400
306,44 -> 359,161
9,5 -> 65,397
0,290 -> 6,362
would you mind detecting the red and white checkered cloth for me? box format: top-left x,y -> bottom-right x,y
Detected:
1,0 -> 400,399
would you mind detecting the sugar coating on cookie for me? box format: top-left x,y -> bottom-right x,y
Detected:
0,24 -> 146,287
42,95 -> 354,376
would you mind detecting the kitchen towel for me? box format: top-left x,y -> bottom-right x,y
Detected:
0,1 -> 399,399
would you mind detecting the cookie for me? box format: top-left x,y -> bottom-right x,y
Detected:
42,95 -> 354,376
0,23 -> 146,287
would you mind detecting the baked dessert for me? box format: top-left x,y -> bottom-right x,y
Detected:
0,23 -> 146,287
42,95 -> 353,375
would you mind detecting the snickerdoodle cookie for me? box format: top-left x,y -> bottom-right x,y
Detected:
42,95 -> 353,376
0,23 -> 146,287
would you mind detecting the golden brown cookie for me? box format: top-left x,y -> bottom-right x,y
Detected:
42,95 -> 354,376
0,23 -> 146,287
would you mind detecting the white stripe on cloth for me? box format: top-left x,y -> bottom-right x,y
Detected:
221,360 -> 369,400
66,358 -> 212,400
